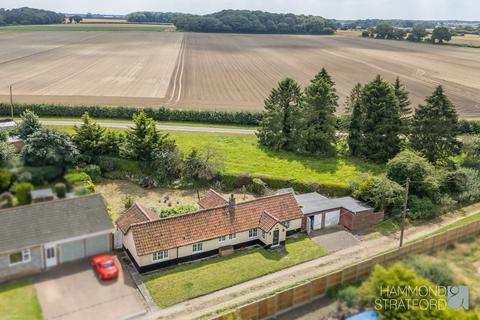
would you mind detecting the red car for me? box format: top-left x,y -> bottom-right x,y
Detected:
92,254 -> 119,280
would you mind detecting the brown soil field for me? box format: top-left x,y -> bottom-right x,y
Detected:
0,31 -> 479,117
451,34 -> 480,46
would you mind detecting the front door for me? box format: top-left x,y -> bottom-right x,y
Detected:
272,229 -> 280,246
45,243 -> 57,268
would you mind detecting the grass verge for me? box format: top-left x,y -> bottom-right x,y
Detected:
0,279 -> 42,320
144,235 -> 327,307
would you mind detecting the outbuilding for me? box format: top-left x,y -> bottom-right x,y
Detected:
0,194 -> 113,282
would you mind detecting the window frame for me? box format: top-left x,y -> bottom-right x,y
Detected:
228,233 -> 237,240
262,231 -> 266,239
284,220 -> 290,229
193,242 -> 203,253
9,249 -> 31,266
248,228 -> 258,238
152,250 -> 169,262
218,235 -> 226,243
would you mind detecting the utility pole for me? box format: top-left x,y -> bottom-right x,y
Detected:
399,178 -> 410,247
9,85 -> 14,118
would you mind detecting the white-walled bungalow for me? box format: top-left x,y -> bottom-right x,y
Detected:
116,190 -> 304,273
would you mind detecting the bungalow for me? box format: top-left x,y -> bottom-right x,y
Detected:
116,190 -> 304,273
0,194 -> 113,282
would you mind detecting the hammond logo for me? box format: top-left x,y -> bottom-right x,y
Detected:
447,286 -> 469,310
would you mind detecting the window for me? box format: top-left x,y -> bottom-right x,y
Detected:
284,221 -> 290,229
218,236 -> 226,243
9,249 -> 31,265
46,247 -> 55,259
248,229 -> 257,238
193,243 -> 203,252
228,233 -> 236,240
262,231 -> 266,239
153,250 -> 169,261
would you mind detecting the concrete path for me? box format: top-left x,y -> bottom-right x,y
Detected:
138,204 -> 480,320
41,120 -> 257,135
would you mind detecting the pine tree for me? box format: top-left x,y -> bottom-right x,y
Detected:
73,112 -> 106,162
347,84 -> 365,157
313,67 -> 335,87
298,70 -> 338,156
410,86 -> 461,163
123,111 -> 161,161
256,78 -> 302,151
394,77 -> 412,135
18,110 -> 42,140
360,76 -> 402,162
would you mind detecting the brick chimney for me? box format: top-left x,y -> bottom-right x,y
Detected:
228,194 -> 236,215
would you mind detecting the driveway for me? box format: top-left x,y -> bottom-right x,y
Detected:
34,257 -> 146,320
309,227 -> 360,252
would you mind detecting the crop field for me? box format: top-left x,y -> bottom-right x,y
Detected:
0,30 -> 479,117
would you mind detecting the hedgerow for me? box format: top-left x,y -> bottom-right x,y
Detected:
0,103 -> 262,126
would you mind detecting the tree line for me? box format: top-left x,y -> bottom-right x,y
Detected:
0,7 -> 64,26
127,10 -> 338,35
362,23 -> 453,44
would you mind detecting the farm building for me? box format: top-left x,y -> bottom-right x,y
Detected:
0,194 -> 113,282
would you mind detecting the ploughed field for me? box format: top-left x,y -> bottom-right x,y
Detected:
0,31 -> 479,117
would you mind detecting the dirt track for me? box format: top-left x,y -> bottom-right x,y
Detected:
0,31 -> 479,117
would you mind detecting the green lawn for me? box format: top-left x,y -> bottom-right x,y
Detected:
46,126 -> 383,189
144,235 -> 327,307
430,211 -> 480,236
0,279 -> 42,320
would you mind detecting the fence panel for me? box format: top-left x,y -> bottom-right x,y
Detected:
310,277 -> 327,297
238,303 -> 257,320
293,283 -> 311,305
276,289 -> 294,312
257,296 -> 276,319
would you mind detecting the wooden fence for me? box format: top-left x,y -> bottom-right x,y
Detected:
211,219 -> 480,320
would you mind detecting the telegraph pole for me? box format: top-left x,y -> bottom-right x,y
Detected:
399,178 -> 410,247
9,85 -> 13,118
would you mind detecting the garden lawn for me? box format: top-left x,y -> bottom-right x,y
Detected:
0,279 -> 42,320
47,127 -> 384,190
144,235 -> 327,307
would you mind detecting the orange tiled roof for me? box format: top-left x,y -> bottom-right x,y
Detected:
198,189 -> 228,209
116,203 -> 158,234
258,211 -> 282,232
129,192 -> 303,256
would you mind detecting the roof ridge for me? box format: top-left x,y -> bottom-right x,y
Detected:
262,210 -> 280,222
0,193 -> 102,214
135,203 -> 157,221
207,189 -> 228,201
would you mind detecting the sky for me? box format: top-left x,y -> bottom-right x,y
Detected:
2,0 -> 479,20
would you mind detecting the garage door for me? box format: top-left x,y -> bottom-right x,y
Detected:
85,235 -> 110,256
60,240 -> 85,263
325,210 -> 340,227
312,214 -> 322,230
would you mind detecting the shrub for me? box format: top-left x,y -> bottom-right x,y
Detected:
408,195 -> 441,219
183,149 -> 219,182
0,141 -> 17,167
74,181 -> 96,196
65,171 -> 92,185
234,173 -> 252,188
337,286 -> 359,308
78,165 -> 102,182
247,178 -> 267,195
54,183 -> 67,198
18,166 -> 63,185
0,192 -> 14,208
153,205 -> 197,218
352,174 -> 404,212
0,169 -> 12,191
123,195 -> 136,209
13,182 -> 33,205
402,256 -> 454,287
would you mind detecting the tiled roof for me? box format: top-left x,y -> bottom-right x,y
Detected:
258,211 -> 281,232
116,203 -> 158,234
198,189 -> 228,209
129,192 -> 303,256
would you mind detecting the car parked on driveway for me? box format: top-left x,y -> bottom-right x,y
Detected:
92,254 -> 119,280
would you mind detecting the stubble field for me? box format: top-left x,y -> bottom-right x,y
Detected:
0,30 -> 479,117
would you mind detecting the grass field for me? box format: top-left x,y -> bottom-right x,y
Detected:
1,30 -> 479,117
0,279 -> 42,320
48,125 -> 383,189
144,235 -> 327,307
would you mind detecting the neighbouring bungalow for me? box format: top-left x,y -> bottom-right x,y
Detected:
294,192 -> 384,232
0,194 -> 113,282
116,190 -> 304,273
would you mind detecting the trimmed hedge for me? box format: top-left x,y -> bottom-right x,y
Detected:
459,119 -> 480,135
1,103 -> 262,126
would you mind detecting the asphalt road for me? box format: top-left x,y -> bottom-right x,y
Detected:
41,120 -> 257,135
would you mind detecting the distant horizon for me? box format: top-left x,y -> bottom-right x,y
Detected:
1,0 -> 479,21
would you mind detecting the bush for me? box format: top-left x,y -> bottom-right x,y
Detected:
0,192 -> 14,208
17,166 -> 63,185
78,165 -> 102,182
352,174 -> 404,212
65,171 -> 92,185
123,195 -> 136,209
408,195 -> 441,219
337,286 -> 359,308
247,178 -> 267,195
0,103 -> 262,126
13,182 -> 33,205
402,256 -> 454,287
54,183 -> 67,198
153,205 -> 197,218
0,169 -> 12,191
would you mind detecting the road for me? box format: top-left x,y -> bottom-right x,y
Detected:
41,120 -> 257,135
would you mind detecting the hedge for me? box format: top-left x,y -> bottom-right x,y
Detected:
459,119 -> 480,135
1,103 -> 262,126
